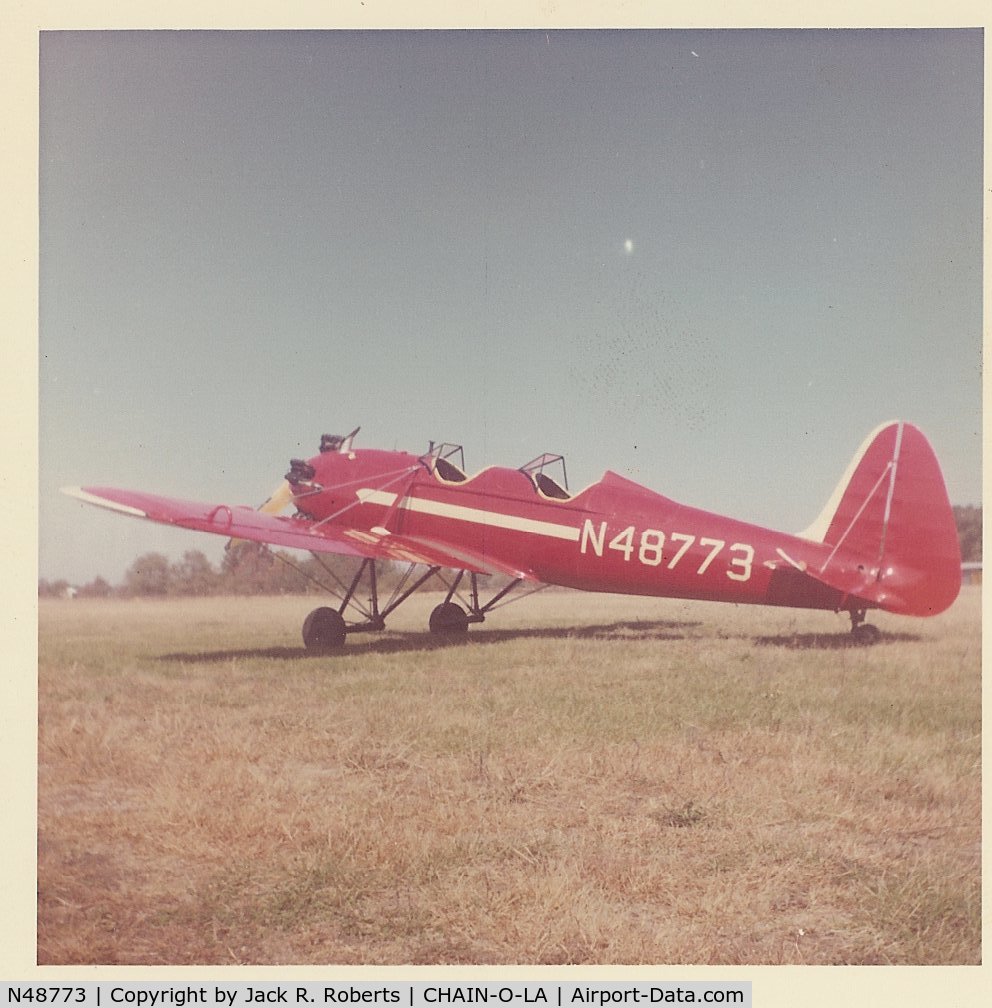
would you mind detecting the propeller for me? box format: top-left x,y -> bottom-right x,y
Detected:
225,478 -> 296,553
227,425 -> 360,550
258,478 -> 295,515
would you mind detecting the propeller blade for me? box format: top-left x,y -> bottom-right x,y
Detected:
227,480 -> 295,551
259,479 -> 294,515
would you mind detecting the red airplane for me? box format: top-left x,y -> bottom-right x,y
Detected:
63,421 -> 961,649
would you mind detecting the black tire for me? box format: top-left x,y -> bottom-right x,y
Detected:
302,606 -> 347,652
429,601 -> 469,635
851,623 -> 881,645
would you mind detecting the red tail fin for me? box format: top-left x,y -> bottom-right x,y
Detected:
800,422 -> 961,617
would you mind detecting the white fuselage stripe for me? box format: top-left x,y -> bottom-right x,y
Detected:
357,488 -> 581,541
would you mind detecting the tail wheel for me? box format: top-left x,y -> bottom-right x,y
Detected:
851,622 -> 881,645
302,606 -> 347,652
849,607 -> 881,645
429,601 -> 469,635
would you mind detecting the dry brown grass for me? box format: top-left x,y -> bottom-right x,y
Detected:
38,587 -> 981,965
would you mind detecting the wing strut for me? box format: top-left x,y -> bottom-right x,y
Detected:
433,570 -> 531,626
271,548 -> 446,634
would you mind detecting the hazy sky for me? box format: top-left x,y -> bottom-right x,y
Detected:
39,28 -> 982,584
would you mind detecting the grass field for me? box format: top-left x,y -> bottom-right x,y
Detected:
37,587 -> 981,965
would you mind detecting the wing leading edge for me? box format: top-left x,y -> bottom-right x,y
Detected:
61,486 -> 537,582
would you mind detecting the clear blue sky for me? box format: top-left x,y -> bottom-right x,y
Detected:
39,28 -> 983,585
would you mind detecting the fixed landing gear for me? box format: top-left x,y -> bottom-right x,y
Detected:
426,569 -> 524,637
849,608 -> 881,645
299,556 -> 430,653
295,555 -> 528,652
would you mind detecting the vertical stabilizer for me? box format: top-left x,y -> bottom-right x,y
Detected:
799,422 -> 961,616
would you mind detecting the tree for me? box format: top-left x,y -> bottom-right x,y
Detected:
219,542 -> 291,594
76,576 -> 113,598
122,552 -> 173,596
953,505 -> 982,564
170,550 -> 220,596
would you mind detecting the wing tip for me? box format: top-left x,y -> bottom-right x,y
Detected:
61,486 -> 148,519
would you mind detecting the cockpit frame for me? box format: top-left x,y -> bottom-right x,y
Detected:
419,441 -> 468,483
519,453 -> 571,500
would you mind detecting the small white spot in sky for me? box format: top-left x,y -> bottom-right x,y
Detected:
624,239 -> 634,254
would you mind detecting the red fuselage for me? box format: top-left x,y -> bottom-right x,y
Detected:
292,447 -> 849,612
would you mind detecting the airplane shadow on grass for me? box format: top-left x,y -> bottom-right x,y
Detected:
754,630 -> 922,650
159,620 -> 922,663
158,619 -> 698,664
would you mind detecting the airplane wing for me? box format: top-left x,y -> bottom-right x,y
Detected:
62,486 -> 538,582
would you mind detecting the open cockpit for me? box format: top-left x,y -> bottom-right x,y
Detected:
419,441 -> 469,483
519,453 -> 571,500
417,442 -> 573,500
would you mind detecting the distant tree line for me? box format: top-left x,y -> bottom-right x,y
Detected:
39,506 -> 983,598
953,505 -> 981,564
39,544 -> 410,598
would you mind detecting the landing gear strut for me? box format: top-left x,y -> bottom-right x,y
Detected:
849,608 -> 881,645
428,570 -> 523,636
300,557 -> 438,652
293,553 -> 531,652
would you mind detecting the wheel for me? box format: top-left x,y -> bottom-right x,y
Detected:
851,622 -> 881,645
302,606 -> 347,652
429,601 -> 469,635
